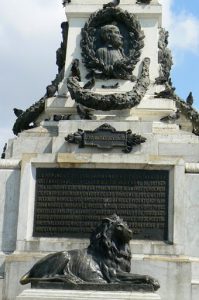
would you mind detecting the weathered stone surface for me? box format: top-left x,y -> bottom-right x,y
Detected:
184,174 -> 199,257
0,277 -> 3,300
158,143 -> 199,162
12,137 -> 52,158
0,169 -> 20,253
192,281 -> 199,300
132,256 -> 192,300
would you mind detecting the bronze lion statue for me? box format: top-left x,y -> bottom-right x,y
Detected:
20,215 -> 160,291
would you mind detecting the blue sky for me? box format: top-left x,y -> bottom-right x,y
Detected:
164,0 -> 199,107
0,0 -> 199,153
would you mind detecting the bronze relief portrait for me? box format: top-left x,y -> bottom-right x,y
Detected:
96,24 -> 125,73
81,7 -> 145,80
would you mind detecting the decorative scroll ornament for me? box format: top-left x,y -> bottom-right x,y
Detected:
81,6 -> 145,80
67,57 -> 150,111
65,123 -> 146,153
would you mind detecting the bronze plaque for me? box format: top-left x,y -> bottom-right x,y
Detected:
34,168 -> 169,241
83,129 -> 126,149
65,124 -> 146,153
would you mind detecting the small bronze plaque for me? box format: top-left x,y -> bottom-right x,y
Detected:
83,129 -> 126,149
65,123 -> 146,153
34,168 -> 169,241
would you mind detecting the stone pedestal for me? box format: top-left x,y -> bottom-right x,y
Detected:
16,289 -> 161,300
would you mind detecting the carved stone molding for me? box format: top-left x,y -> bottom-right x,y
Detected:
185,163 -> 199,174
67,57 -> 150,111
0,159 -> 21,169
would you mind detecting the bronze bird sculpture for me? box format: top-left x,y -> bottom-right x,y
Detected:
13,108 -> 24,117
155,84 -> 176,99
71,59 -> 81,82
46,85 -> 57,98
160,109 -> 180,124
83,77 -> 95,90
77,104 -> 92,120
62,0 -> 71,6
136,0 -> 151,4
103,0 -> 120,9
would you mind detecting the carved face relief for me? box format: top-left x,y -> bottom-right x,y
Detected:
100,25 -> 123,49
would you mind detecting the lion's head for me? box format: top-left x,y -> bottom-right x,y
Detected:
88,215 -> 132,282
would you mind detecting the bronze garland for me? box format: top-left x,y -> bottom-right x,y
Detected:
67,58 -> 150,111
155,28 -> 173,85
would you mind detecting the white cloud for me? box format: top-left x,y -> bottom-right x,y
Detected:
1,0 -> 64,35
160,0 -> 199,54
0,1 -> 64,55
0,1 -> 65,151
171,13 -> 199,52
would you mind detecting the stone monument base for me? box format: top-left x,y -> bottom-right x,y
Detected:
17,289 -> 161,300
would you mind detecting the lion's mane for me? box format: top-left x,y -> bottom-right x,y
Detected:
88,214 -> 132,282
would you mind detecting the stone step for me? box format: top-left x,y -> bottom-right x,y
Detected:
16,289 -> 161,300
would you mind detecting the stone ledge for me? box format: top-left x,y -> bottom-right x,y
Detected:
17,289 -> 161,300
185,163 -> 199,174
192,280 -> 199,285
45,98 -> 176,122
31,282 -> 155,293
152,122 -> 179,134
0,159 -> 21,169
65,0 -> 159,4
65,3 -> 162,20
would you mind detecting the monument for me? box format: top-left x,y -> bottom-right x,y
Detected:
0,1 -> 199,300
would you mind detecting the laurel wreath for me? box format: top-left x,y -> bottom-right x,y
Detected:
80,7 -> 145,78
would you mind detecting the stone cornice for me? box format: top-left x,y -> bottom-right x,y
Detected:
0,159 -> 21,169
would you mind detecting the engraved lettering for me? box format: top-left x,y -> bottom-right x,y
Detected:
34,169 -> 169,240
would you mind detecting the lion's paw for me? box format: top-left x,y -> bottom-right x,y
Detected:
146,276 -> 160,291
